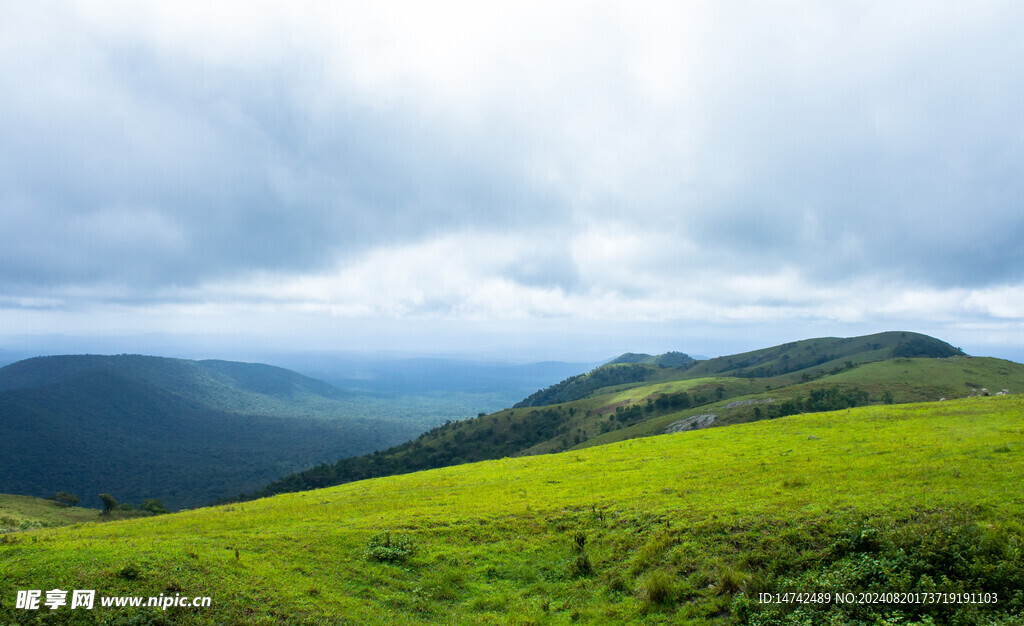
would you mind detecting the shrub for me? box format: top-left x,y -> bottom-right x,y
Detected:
364,531 -> 416,563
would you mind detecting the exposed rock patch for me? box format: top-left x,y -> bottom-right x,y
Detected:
664,414 -> 716,434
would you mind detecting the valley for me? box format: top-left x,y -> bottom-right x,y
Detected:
1,331 -> 1022,624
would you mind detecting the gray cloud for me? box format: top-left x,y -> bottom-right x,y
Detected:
0,8 -> 564,297
1,2 -> 1022,355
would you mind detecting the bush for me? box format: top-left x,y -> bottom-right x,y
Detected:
364,531 -> 415,563
739,508 -> 1024,624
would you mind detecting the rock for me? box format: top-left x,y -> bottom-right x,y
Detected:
664,414 -> 716,434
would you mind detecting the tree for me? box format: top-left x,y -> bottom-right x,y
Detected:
99,493 -> 118,515
48,492 -> 80,508
140,498 -> 169,515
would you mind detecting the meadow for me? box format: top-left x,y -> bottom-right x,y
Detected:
2,395 -> 1022,624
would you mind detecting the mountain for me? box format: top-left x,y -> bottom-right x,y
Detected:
606,350 -> 696,368
679,330 -> 963,378
0,355 -> 439,510
249,331 -> 1021,499
2,395 -> 1021,624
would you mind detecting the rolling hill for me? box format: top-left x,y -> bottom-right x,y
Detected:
0,493 -> 104,531
250,331 -> 1021,499
1,395 -> 1021,624
0,355 -> 444,510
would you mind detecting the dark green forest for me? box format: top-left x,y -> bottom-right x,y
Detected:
0,356 -> 437,509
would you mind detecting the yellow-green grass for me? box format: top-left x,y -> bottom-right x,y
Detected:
826,355 -> 1023,397
0,495 -> 102,531
594,377 -> 751,408
2,396 -> 1022,624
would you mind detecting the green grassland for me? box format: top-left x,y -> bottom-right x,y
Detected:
2,395 -> 1022,624
0,495 -> 102,531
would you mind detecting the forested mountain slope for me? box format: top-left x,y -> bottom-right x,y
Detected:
0,355 -> 429,509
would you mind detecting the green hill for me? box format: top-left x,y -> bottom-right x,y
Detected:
1,396 -> 1021,624
0,355 -> 436,510
679,330 -> 963,379
0,494 -> 103,531
251,332 -> 1015,499
606,351 -> 697,368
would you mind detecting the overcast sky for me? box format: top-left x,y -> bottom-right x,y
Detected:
2,2 -> 1023,362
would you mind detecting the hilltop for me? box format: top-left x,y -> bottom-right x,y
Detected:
252,331 -> 1018,499
0,355 -> 436,509
1,395 -> 1021,624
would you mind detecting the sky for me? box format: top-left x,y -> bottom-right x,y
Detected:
1,1 -> 1023,362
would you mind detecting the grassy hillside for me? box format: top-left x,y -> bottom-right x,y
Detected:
1,396 -> 1021,624
0,494 -> 102,531
680,331 -> 963,379
577,355 -> 1024,450
0,355 -> 445,510
252,333 -> 1019,499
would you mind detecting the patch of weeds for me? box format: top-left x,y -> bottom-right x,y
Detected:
567,531 -> 593,577
737,508 -> 1024,624
714,563 -> 751,595
605,573 -> 629,594
119,562 -> 144,580
630,528 -> 676,574
102,612 -> 176,626
420,568 -> 464,601
364,531 -> 416,563
637,569 -> 677,606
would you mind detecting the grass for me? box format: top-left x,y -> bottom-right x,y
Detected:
1,395 -> 1022,624
0,495 -> 103,531
576,356 -> 1024,450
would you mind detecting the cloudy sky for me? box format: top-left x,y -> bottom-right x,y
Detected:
2,1 -> 1023,361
